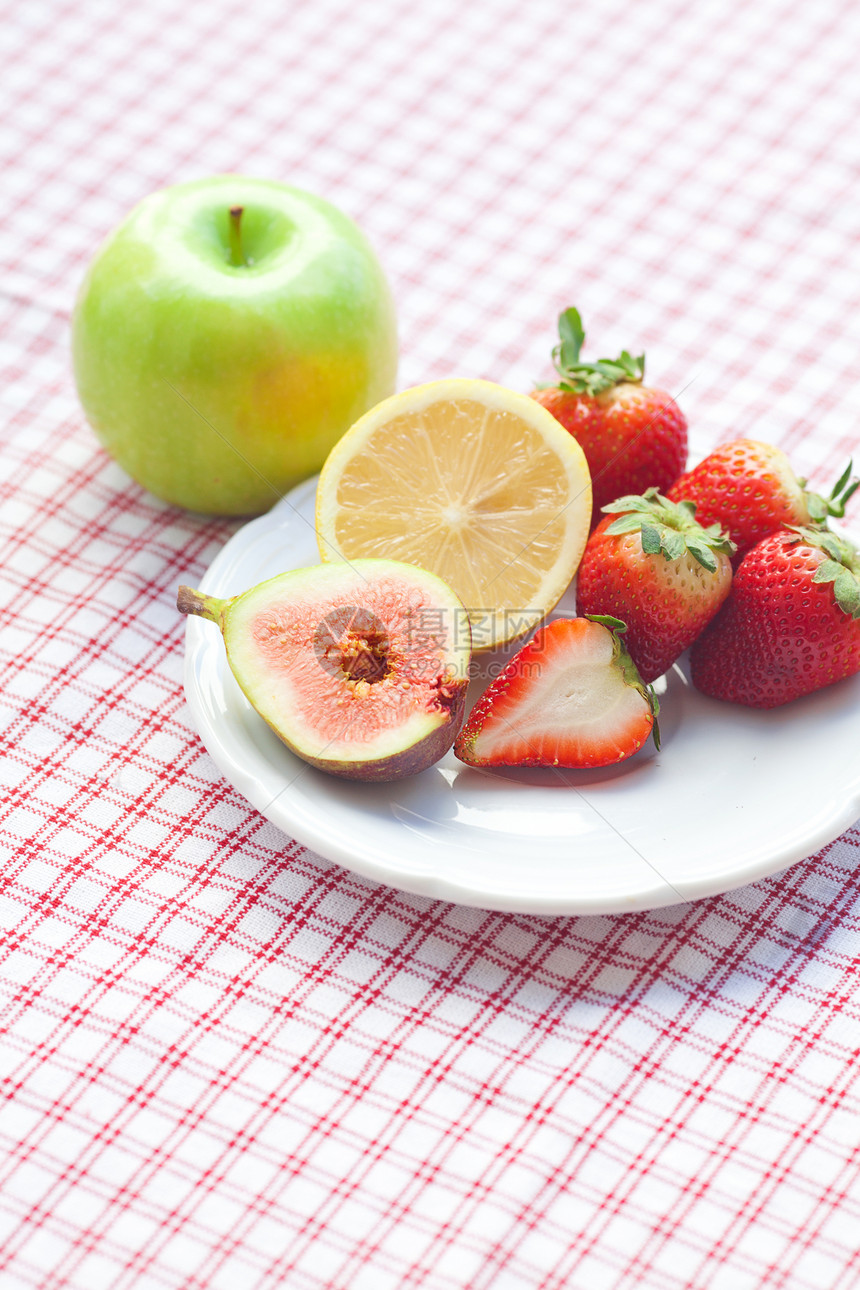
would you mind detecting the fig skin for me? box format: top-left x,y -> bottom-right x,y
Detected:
178,560 -> 472,782
280,686 -> 468,782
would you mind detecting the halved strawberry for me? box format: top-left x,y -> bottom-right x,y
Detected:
576,489 -> 735,683
666,439 -> 857,562
454,616 -> 659,770
531,307 -> 687,527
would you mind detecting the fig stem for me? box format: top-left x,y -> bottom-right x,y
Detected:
228,205 -> 245,267
177,585 -> 226,623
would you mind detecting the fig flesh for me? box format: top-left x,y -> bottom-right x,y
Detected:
178,559 -> 471,781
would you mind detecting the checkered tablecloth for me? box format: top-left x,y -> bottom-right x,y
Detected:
3,1 -> 860,1286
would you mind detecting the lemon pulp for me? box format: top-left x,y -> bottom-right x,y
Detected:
315,379 -> 592,650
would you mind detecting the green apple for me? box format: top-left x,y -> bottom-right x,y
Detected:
72,176 -> 398,514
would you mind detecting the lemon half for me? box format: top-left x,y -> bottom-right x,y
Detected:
315,378 -> 592,650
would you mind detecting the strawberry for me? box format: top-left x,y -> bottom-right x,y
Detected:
575,489 -> 735,683
690,527 -> 860,708
666,440 -> 857,562
531,307 -> 687,527
454,616 -> 658,770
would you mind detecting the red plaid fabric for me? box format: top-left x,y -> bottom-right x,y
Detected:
2,0 -> 860,1286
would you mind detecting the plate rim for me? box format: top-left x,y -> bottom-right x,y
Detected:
182,477 -> 860,915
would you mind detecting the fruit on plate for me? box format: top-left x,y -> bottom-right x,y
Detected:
667,439 -> 858,562
454,616 -> 659,769
314,378 -> 593,652
530,306 -> 687,526
177,559 -> 471,780
576,489 -> 735,683
73,176 -> 398,515
690,526 -> 860,708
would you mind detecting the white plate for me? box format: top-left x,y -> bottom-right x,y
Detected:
183,477 -> 860,915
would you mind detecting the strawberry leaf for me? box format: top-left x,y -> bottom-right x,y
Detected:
600,489 -> 735,568
661,529 -> 687,561
834,570 -> 860,617
584,613 -> 628,634
603,495 -> 655,514
835,572 -> 860,611
685,538 -> 718,572
641,523 -> 662,555
831,459 -> 855,497
818,531 -> 849,563
812,559 -> 843,585
806,494 -> 829,522
556,307 -> 585,369
618,350 -> 646,382
803,532 -> 860,616
606,513 -> 648,536
647,685 -> 661,751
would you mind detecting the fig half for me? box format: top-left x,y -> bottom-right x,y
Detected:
178,559 -> 472,781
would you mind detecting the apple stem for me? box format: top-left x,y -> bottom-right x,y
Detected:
177,585 -> 227,624
228,206 -> 245,267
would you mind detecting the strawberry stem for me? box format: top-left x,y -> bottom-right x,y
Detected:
804,459 -> 859,522
552,307 -> 646,395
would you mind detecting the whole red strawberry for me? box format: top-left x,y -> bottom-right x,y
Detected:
690,527 -> 860,708
667,440 -> 857,562
454,616 -> 659,769
576,489 -> 735,683
531,307 -> 687,527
